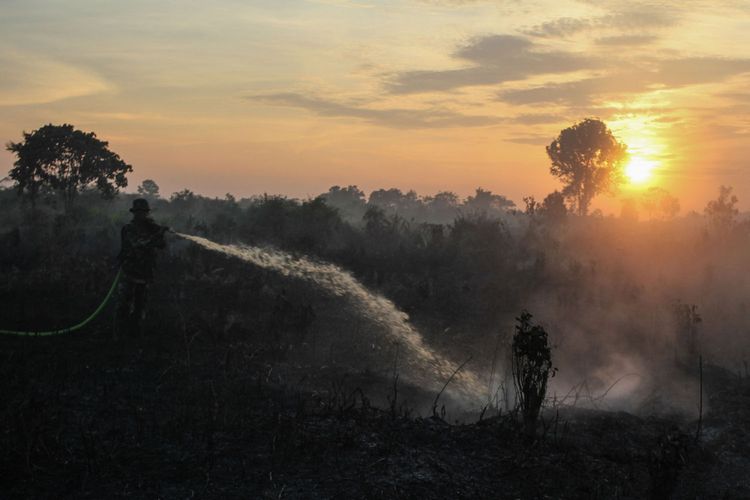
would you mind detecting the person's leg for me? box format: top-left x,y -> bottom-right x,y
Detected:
114,280 -> 135,340
132,283 -> 148,337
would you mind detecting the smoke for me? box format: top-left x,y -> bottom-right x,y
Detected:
510,216 -> 750,416
176,233 -> 485,403
174,206 -> 750,418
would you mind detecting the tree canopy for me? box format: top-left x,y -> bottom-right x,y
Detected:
137,179 -> 161,199
546,118 -> 628,216
6,124 -> 132,210
705,185 -> 738,233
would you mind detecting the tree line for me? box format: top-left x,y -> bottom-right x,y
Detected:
2,121 -> 742,228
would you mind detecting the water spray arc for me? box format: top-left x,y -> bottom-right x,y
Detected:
176,233 -> 485,401
0,231 -> 484,402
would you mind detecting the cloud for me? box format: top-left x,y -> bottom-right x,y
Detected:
656,58 -> 750,86
602,8 -> 677,30
504,135 -> 551,146
512,113 -> 564,125
524,17 -> 593,38
596,34 -> 659,46
524,7 -> 677,39
386,34 -> 597,94
0,51 -> 111,106
250,92 -> 503,128
414,0 -> 497,5
719,92 -> 750,103
500,73 -> 652,106
499,57 -> 750,106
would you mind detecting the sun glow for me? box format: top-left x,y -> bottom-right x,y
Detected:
625,155 -> 657,184
610,115 -> 668,188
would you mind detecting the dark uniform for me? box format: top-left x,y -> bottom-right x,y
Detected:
115,198 -> 168,338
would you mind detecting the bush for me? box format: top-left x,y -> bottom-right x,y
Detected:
511,311 -> 554,439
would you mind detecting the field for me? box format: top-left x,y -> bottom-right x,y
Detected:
1,188 -> 749,498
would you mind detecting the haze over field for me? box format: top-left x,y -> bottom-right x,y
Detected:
2,0 -> 750,211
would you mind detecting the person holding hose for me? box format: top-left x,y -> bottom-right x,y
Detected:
115,198 -> 169,339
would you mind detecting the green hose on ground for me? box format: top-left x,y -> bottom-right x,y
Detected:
0,269 -> 122,337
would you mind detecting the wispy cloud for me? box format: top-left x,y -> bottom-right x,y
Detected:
250,92 -> 503,128
511,113 -> 564,125
499,57 -> 750,106
0,51 -> 111,106
524,17 -> 593,38
504,134 -> 552,146
595,34 -> 659,46
524,7 -> 677,38
386,34 -> 597,94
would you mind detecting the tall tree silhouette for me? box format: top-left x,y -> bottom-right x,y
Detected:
546,119 -> 627,216
6,124 -> 131,211
705,185 -> 738,234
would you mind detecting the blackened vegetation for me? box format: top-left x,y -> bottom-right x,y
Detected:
512,311 -> 555,439
1,184 -> 750,498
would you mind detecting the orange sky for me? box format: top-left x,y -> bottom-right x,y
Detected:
2,0 -> 749,212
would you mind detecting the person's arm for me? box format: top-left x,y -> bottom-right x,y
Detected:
155,225 -> 168,249
147,220 -> 168,249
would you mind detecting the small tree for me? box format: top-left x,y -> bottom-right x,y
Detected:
538,191 -> 567,223
512,311 -> 554,439
424,191 -> 460,222
6,124 -> 132,211
546,118 -> 628,216
463,187 -> 515,215
322,185 -> 366,220
673,302 -> 701,361
137,179 -> 160,198
705,185 -> 738,234
523,196 -> 538,216
641,187 -> 680,220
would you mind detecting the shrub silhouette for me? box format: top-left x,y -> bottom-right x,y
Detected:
512,310 -> 554,439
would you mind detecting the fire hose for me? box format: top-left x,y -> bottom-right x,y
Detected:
0,269 -> 122,337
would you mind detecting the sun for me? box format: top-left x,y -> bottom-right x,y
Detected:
624,155 -> 657,184
609,115 -> 669,187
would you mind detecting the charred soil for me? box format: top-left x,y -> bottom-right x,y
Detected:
1,324 -> 748,499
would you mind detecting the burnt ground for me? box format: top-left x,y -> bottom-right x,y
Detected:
1,321 -> 749,500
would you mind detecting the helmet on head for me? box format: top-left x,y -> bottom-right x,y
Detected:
130,198 -> 151,213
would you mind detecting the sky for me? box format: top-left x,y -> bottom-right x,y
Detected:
1,0 -> 749,212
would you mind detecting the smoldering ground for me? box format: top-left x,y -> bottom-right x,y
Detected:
170,205 -> 749,421
3,185 -> 750,498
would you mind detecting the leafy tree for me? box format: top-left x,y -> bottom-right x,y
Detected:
368,188 -> 423,214
170,189 -> 196,204
368,188 -> 405,212
522,196 -> 538,215
704,185 -> 738,233
292,196 -> 343,251
640,187 -> 680,220
322,185 -> 366,220
538,191 -> 567,223
137,179 -> 160,198
6,124 -> 132,211
546,118 -> 628,216
363,205 -> 401,238
423,191 -> 460,223
463,187 -> 515,215
659,192 -> 680,221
